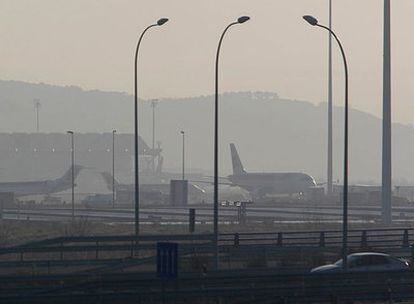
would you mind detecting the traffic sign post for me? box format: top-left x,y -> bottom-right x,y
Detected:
157,242 -> 178,279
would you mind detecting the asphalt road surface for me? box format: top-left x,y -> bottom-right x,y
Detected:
3,203 -> 414,223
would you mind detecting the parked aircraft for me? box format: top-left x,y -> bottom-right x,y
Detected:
228,143 -> 317,200
100,172 -> 210,204
0,166 -> 83,197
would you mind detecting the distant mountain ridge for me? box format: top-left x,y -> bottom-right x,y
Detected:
0,79 -> 413,184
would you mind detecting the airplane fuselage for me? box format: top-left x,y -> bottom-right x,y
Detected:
0,181 -> 49,196
0,166 -> 82,197
228,172 -> 316,197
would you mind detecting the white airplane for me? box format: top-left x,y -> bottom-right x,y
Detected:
228,143 -> 317,200
100,172 -> 209,203
0,166 -> 83,197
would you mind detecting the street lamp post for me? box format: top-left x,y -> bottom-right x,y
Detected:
303,15 -> 349,271
67,130 -> 75,222
34,99 -> 41,133
214,16 -> 250,269
180,131 -> 185,180
327,0 -> 333,196
382,0 -> 392,225
134,18 -> 168,237
151,100 -> 158,174
112,130 -> 116,208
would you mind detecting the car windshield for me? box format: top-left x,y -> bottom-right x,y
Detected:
334,259 -> 343,266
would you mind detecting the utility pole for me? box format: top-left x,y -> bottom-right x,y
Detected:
382,0 -> 392,225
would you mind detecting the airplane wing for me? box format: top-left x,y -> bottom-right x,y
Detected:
203,175 -> 230,181
190,180 -> 234,186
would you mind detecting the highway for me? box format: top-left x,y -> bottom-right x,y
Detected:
4,203 -> 414,223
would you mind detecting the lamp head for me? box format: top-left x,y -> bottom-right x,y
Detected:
157,18 -> 169,26
67,130 -> 73,134
180,131 -> 184,135
237,16 -> 250,24
303,15 -> 318,26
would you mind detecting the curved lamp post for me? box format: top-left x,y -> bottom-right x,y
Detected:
303,15 -> 349,271
214,16 -> 250,269
134,18 -> 168,237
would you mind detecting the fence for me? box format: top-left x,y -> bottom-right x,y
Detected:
0,227 -> 413,273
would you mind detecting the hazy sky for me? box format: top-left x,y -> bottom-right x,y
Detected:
2,1 -> 414,124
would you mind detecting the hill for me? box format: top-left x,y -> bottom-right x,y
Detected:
0,80 -> 412,184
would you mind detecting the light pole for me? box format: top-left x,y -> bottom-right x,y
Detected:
180,131 -> 185,180
214,16 -> 250,269
134,18 -> 168,237
67,130 -> 75,222
112,130 -> 116,208
382,0 -> 392,225
327,0 -> 333,196
151,100 -> 158,174
34,99 -> 41,133
303,15 -> 349,271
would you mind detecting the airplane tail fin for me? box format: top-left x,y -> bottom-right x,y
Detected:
49,165 -> 84,192
60,165 -> 83,184
100,172 -> 119,191
230,143 -> 246,175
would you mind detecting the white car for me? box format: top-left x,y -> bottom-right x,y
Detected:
311,252 -> 410,273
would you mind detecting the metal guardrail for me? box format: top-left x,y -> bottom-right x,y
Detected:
221,227 -> 414,248
0,227 -> 413,271
0,233 -> 214,254
4,227 -> 414,251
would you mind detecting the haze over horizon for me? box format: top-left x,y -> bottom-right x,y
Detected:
2,1 -> 414,125
0,77 -> 406,126
2,80 -> 414,185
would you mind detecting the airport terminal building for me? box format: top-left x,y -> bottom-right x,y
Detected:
0,133 -> 158,185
